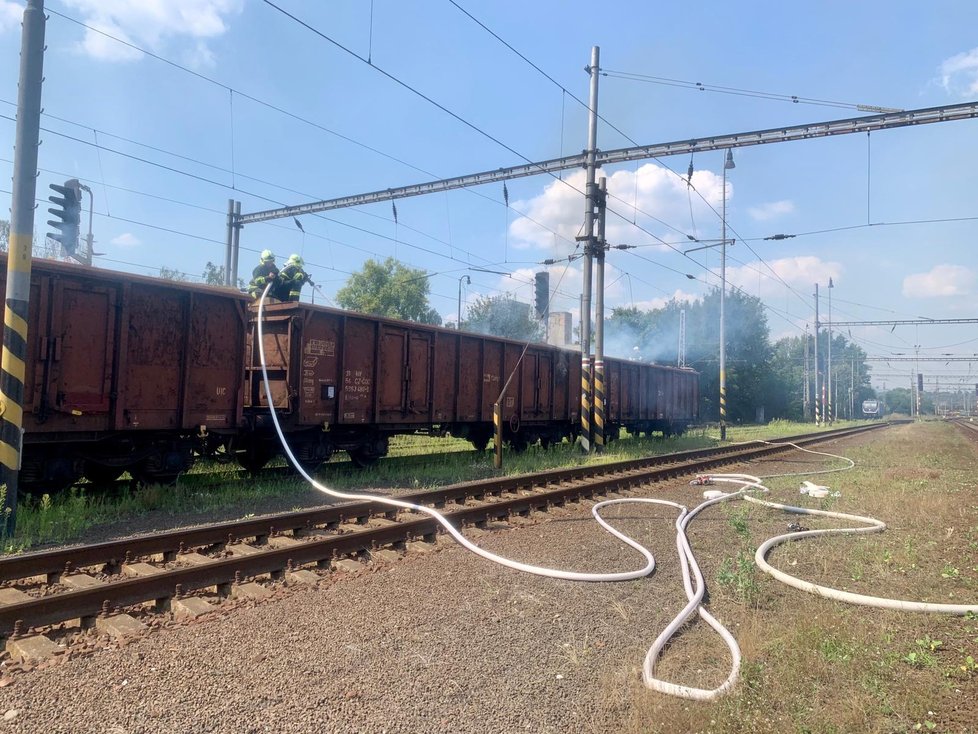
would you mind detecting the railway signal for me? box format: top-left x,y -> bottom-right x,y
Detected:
534,271 -> 549,320
47,178 -> 82,255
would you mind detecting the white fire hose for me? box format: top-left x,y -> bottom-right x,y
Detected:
256,290 -> 978,701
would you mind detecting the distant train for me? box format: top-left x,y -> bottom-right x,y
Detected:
861,399 -> 884,419
1,256 -> 700,492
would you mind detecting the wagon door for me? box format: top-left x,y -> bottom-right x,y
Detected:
378,326 -> 432,418
537,353 -> 553,418
47,279 -> 117,419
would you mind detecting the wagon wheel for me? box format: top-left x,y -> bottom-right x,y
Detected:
130,464 -> 180,487
82,461 -> 126,486
236,444 -> 278,474
348,448 -> 379,469
470,432 -> 491,452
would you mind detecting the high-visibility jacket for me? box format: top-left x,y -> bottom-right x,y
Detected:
274,264 -> 310,302
248,262 -> 279,299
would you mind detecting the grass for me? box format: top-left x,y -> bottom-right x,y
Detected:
0,418 -> 879,553
624,420 -> 978,734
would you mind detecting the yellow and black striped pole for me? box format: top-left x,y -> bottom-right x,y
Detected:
2,0 -> 46,531
492,401 -> 502,470
593,359 -> 605,451
580,355 -> 592,452
592,178 -> 607,453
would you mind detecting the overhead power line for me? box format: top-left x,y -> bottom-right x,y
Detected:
600,69 -> 903,114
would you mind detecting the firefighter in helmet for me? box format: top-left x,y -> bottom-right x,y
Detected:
248,249 -> 279,300
273,254 -> 314,302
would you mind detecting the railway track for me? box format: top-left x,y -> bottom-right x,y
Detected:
952,417 -> 978,443
0,423 -> 886,660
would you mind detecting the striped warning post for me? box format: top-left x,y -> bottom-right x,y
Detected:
593,358 -> 605,452
0,233 -> 31,475
580,356 -> 592,453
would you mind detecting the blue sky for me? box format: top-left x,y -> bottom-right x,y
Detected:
1,0 -> 977,394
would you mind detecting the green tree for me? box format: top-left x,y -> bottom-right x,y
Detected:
0,219 -> 8,252
335,257 -> 441,324
200,261 -> 244,288
202,261 -> 225,285
159,266 -> 188,281
463,294 -> 543,341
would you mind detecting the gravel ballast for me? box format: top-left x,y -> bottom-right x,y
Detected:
0,434 -> 911,733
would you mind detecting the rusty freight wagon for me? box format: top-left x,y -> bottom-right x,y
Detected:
242,301 -> 698,470
0,256 -> 249,491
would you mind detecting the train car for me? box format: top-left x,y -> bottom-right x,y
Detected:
0,257 -> 701,491
0,256 -> 249,490
241,301 -> 699,470
861,399 -> 883,419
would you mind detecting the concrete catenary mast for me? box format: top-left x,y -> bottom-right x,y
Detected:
1,0 -> 46,529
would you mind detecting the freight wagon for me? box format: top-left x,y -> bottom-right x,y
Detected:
0,256 -> 249,491
240,301 -> 699,471
0,257 -> 699,492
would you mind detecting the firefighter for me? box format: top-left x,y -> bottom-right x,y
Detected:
274,254 -> 313,302
248,249 -> 279,300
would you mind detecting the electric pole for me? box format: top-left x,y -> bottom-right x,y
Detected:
577,46 -> 600,454
1,0 -> 46,532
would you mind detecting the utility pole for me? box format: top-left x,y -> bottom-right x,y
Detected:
678,309 -> 686,368
719,149 -> 735,440
1,0 -> 46,532
850,358 -> 855,419
803,324 -> 811,420
577,45 -> 600,454
813,284 -> 820,425
77,182 -> 95,266
224,199 -> 235,286
593,177 -> 607,453
827,278 -> 834,423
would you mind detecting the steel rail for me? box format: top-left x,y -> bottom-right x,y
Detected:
0,424 -> 871,583
0,423 -> 886,635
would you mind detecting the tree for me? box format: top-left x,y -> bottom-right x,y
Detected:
202,261 -> 225,285
159,266 -> 188,281
335,257 -> 441,325
463,294 -> 543,341
200,261 -> 244,289
0,219 -> 8,252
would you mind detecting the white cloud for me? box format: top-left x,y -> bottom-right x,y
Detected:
110,232 -> 140,248
939,48 -> 978,97
748,200 -> 795,222
724,255 -> 841,299
0,1 -> 22,33
902,264 -> 974,297
633,290 -> 700,312
508,163 -> 725,255
63,0 -> 242,63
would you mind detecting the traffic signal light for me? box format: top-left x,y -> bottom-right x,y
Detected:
47,179 -> 82,255
917,373 -> 924,392
534,271 -> 550,320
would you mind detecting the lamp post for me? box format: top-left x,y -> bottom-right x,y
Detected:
457,274 -> 470,329
720,148 -> 735,440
